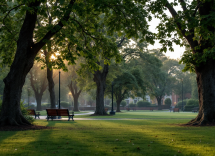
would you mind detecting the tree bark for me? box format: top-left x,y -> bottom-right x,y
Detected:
35,93 -> 42,111
157,97 -> 162,110
187,60 -> 215,125
68,80 -> 81,111
116,99 -> 122,112
47,67 -> 56,109
93,65 -> 109,115
0,1 -> 41,126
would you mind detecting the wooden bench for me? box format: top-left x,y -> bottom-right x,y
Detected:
173,108 -> 179,112
46,109 -> 74,121
27,109 -> 40,119
126,107 -> 130,111
150,108 -> 153,111
192,107 -> 199,113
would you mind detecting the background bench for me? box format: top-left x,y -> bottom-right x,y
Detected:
192,107 -> 199,113
46,109 -> 74,121
27,109 -> 40,119
173,108 -> 179,112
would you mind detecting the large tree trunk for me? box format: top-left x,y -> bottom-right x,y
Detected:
187,60 -> 215,125
116,100 -> 122,112
35,93 -> 42,111
0,1 -> 40,126
93,65 -> 109,115
47,68 -> 56,109
68,80 -> 81,111
157,97 -> 162,110
73,94 -> 79,111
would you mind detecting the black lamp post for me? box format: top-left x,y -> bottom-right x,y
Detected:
182,79 -> 183,112
28,88 -> 30,107
110,82 -> 115,115
58,70 -> 61,119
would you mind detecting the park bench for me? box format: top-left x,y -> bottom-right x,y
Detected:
27,109 -> 40,119
150,108 -> 153,111
46,109 -> 74,121
105,108 -> 108,112
173,108 -> 179,112
192,107 -> 199,113
126,107 -> 130,111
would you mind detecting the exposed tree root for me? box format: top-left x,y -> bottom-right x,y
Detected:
186,116 -> 215,126
0,116 -> 31,126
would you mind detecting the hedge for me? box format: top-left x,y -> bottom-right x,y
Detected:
137,101 -> 151,107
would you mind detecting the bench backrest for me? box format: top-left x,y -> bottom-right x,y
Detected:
57,109 -> 69,116
27,109 -> 36,115
174,108 -> 179,111
46,109 -> 58,116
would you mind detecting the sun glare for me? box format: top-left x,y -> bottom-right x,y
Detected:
50,54 -> 57,60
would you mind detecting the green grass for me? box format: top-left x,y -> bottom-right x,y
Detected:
0,119 -> 214,156
75,110 -> 197,119
1,115 -> 215,156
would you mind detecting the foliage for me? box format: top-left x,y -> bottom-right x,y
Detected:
128,103 -> 136,107
175,99 -> 188,108
120,100 -> 126,107
137,100 -> 151,107
186,99 -> 199,107
184,105 -> 196,111
42,103 -> 51,108
20,101 -> 35,124
164,98 -> 172,106
60,101 -> 70,108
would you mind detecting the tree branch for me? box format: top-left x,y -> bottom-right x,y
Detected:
193,2 -> 201,17
33,0 -> 76,52
179,0 -> 187,12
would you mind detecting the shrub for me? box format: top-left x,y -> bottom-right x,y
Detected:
184,105 -> 195,111
42,103 -> 51,108
129,103 -> 136,107
120,100 -> 127,107
137,100 -> 151,107
164,98 -> 171,106
20,101 -> 35,124
60,101 -> 70,108
175,99 -> 188,108
29,104 -> 36,109
186,99 -> 199,107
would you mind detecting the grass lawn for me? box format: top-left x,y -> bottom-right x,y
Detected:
75,110 -> 198,119
1,114 -> 215,156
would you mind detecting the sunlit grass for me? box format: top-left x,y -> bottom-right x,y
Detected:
0,119 -> 215,156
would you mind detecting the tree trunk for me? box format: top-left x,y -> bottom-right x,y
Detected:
0,1 -> 40,126
47,68 -> 56,109
35,93 -> 42,111
93,65 -> 109,115
73,94 -> 79,111
157,97 -> 162,110
187,60 -> 215,125
116,100 -> 122,112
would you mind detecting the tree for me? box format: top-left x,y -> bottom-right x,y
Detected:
0,0 -> 151,125
148,0 -> 215,125
29,63 -> 48,111
67,65 -> 82,111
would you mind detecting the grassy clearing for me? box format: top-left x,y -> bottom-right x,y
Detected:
75,110 -> 197,119
0,118 -> 215,156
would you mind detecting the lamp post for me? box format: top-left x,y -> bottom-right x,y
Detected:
110,82 -> 115,115
182,79 -> 184,112
58,70 -> 61,119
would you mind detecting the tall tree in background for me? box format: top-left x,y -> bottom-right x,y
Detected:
29,63 -> 48,111
148,0 -> 215,125
67,65 -> 82,111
